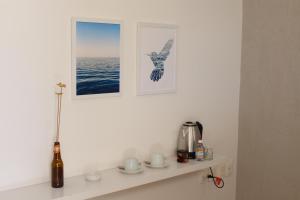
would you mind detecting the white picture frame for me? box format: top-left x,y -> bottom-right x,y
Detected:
71,18 -> 122,99
136,22 -> 177,95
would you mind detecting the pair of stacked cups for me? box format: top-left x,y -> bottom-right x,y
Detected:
122,153 -> 167,174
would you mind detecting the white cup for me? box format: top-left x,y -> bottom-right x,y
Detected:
124,158 -> 140,171
150,153 -> 165,167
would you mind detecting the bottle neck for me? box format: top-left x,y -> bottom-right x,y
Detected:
54,152 -> 62,160
53,142 -> 62,160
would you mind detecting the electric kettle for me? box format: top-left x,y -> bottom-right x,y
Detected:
177,121 -> 203,159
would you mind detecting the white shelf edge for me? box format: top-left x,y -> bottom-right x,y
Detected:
0,155 -> 228,200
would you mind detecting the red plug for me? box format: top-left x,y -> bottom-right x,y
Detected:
215,177 -> 222,186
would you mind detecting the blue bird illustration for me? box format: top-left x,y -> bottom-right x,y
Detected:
148,39 -> 174,82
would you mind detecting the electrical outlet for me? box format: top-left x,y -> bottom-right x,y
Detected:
198,159 -> 233,185
214,163 -> 225,177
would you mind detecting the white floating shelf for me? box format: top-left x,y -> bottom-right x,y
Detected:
0,155 -> 227,200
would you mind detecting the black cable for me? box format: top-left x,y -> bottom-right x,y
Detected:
207,167 -> 225,189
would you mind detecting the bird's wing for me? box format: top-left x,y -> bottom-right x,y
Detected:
158,39 -> 174,61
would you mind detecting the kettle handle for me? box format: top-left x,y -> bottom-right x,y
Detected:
196,121 -> 203,139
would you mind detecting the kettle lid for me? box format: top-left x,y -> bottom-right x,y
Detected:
183,121 -> 196,126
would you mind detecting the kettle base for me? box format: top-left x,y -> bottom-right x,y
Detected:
188,152 -> 196,159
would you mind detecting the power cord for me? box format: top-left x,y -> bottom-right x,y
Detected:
207,167 -> 225,188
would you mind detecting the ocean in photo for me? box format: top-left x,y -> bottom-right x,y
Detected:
76,57 -> 120,95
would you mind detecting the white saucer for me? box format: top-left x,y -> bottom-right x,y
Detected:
118,166 -> 144,174
144,161 -> 169,169
85,172 -> 101,182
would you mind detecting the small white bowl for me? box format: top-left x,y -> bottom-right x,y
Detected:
85,171 -> 101,182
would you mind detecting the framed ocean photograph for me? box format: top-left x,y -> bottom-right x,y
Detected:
72,18 -> 121,98
136,23 -> 177,95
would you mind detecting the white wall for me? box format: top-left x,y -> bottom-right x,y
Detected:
237,1 -> 300,199
0,0 -> 242,199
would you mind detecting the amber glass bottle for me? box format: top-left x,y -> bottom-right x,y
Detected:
51,142 -> 64,188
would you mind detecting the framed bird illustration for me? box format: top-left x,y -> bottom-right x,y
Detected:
137,23 -> 177,95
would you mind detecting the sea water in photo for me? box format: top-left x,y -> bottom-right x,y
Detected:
76,57 -> 120,95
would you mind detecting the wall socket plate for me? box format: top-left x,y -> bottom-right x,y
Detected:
197,158 -> 234,184
214,163 -> 225,177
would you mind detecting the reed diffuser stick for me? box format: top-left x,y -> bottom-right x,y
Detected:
55,82 -> 66,142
